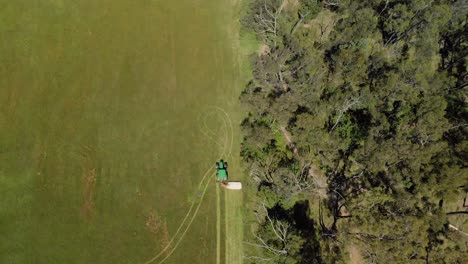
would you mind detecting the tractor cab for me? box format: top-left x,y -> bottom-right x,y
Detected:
215,159 -> 228,183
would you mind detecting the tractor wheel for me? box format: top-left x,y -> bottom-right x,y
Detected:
225,162 -> 228,168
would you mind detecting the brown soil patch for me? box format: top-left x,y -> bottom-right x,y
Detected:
281,0 -> 299,11
340,205 -> 351,217
280,126 -> 298,155
145,210 -> 171,255
136,186 -> 175,255
349,245 -> 364,264
258,43 -> 271,56
309,164 -> 328,198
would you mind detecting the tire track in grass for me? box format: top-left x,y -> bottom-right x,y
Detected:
144,110 -> 224,264
144,111 -> 224,264
144,107 -> 233,264
216,183 -> 221,264
215,107 -> 234,264
143,167 -> 213,264
156,108 -> 233,264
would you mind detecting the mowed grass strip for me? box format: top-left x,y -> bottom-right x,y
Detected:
0,0 -> 244,264
224,190 -> 244,264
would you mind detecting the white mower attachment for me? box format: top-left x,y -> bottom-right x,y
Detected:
222,181 -> 242,190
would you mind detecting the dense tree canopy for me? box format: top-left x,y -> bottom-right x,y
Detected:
241,0 -> 467,263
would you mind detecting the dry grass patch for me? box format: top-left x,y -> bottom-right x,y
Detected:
145,210 -> 171,256
79,146 -> 97,219
349,245 -> 364,264
81,168 -> 96,219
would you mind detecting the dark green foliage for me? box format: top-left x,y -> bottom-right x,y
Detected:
241,0 -> 467,263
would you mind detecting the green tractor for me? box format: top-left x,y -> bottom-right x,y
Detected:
215,159 -> 242,190
215,159 -> 228,183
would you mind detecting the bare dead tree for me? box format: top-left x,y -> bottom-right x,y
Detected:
448,224 -> 468,236
317,16 -> 337,44
243,200 -> 293,262
417,131 -> 431,146
249,157 -> 279,184
330,96 -> 362,131
243,230 -> 288,259
261,201 -> 289,243
291,0 -> 317,34
243,233 -> 288,255
254,0 -> 283,46
447,123 -> 468,130
250,166 -> 270,184
324,0 -> 340,7
379,0 -> 390,15
291,163 -> 326,196
242,255 -> 273,262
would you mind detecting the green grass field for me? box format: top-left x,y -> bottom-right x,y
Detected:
0,0 -> 246,263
